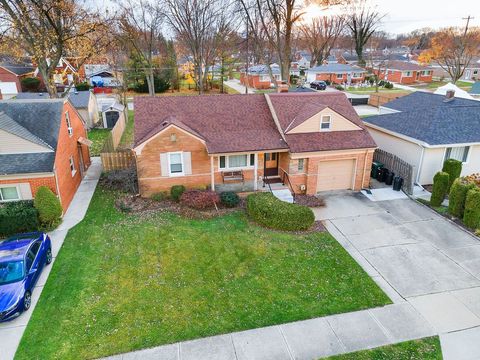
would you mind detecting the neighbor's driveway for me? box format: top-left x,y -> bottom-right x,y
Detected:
314,191 -> 480,359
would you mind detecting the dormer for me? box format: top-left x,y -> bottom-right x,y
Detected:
286,107 -> 362,134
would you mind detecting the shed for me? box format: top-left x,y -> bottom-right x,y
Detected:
102,102 -> 125,128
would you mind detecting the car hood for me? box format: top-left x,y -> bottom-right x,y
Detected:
0,282 -> 24,311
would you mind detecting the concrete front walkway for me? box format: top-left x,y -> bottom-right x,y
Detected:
224,79 -> 256,94
0,158 -> 102,360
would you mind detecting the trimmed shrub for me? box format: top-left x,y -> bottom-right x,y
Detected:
20,77 -> 41,91
220,191 -> 240,208
170,185 -> 186,202
246,192 -> 315,231
384,81 -> 394,89
442,159 -> 462,191
34,186 -> 62,229
430,172 -> 449,207
100,167 -> 138,194
75,82 -> 90,91
448,178 -> 476,218
180,190 -> 220,209
0,201 -> 39,238
335,85 -> 344,90
151,191 -> 169,201
464,188 -> 480,229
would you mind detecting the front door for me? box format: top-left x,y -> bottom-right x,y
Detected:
465,69 -> 471,80
264,152 -> 278,177
105,111 -> 119,128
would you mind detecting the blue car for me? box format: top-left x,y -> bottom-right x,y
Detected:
0,232 -> 52,322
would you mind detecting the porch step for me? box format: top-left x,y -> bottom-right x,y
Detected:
272,189 -> 294,203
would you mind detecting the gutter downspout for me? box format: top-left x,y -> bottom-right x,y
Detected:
416,145 -> 425,184
53,166 -> 63,214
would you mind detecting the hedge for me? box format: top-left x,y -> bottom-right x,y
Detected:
463,188 -> 480,229
442,159 -> 462,191
246,192 -> 314,231
448,178 -> 476,218
220,191 -> 240,208
0,201 -> 39,238
430,172 -> 449,207
170,185 -> 186,202
34,186 -> 62,229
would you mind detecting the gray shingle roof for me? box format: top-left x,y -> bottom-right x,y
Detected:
0,153 -> 56,175
0,63 -> 35,75
308,63 -> 366,73
0,100 -> 64,174
364,92 -> 480,146
0,112 -> 52,149
16,90 -> 91,109
246,65 -> 281,75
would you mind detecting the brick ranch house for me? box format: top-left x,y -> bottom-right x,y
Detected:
133,93 -> 377,197
0,63 -> 36,94
370,60 -> 433,84
305,64 -> 367,84
240,65 -> 282,90
0,99 -> 91,211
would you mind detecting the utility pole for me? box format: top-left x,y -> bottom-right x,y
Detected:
245,16 -> 249,95
462,15 -> 474,37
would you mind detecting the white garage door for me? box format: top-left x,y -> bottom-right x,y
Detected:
317,159 -> 355,192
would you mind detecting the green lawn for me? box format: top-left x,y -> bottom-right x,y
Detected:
325,336 -> 442,359
16,188 -> 389,359
87,128 -> 110,156
410,80 -> 473,91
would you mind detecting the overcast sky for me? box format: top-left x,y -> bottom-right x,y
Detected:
371,0 -> 480,34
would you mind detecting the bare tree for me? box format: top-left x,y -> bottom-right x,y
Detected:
0,0 -> 109,97
298,15 -> 345,67
116,0 -> 164,96
345,0 -> 384,66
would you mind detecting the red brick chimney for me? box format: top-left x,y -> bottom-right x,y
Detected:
445,89 -> 455,100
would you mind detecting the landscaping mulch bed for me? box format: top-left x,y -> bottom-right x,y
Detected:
294,194 -> 325,207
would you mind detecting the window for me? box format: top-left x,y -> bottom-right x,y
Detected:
0,186 -> 20,202
168,152 -> 184,175
65,111 -> 73,136
422,70 -> 431,76
219,154 -> 255,169
474,70 -> 478,75
336,73 -> 344,79
69,156 -> 76,176
320,115 -> 331,131
403,71 -> 412,77
445,146 -> 470,163
352,72 -> 363,78
260,75 -> 270,82
298,159 -> 304,171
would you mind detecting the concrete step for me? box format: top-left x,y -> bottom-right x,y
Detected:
272,189 -> 294,203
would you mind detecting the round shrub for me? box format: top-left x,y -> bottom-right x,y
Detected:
220,191 -> 240,208
448,178 -> 475,218
0,201 -> 39,237
246,192 -> 314,231
34,186 -> 62,228
151,191 -> 169,201
430,171 -> 449,207
463,188 -> 480,229
20,77 -> 41,91
384,81 -> 394,89
170,185 -> 186,202
74,82 -> 90,91
442,159 -> 462,191
180,190 -> 220,210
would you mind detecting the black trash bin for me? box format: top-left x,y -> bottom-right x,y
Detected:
377,167 -> 388,182
385,171 -> 395,185
393,176 -> 404,191
371,162 -> 383,179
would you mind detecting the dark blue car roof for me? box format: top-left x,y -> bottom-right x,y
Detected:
0,232 -> 42,262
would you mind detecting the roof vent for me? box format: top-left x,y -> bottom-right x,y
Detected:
162,121 -> 169,127
444,90 -> 455,102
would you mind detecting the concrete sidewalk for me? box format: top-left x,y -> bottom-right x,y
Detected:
0,158 -> 102,360
224,79 -> 256,94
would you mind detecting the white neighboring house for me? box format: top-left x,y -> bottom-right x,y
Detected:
434,82 -> 475,100
0,82 -> 18,100
364,91 -> 480,185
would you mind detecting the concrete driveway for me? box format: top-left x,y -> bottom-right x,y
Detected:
314,191 -> 480,359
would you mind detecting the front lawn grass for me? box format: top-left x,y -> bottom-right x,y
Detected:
324,336 -> 442,359
87,128 -> 110,156
16,188 -> 389,359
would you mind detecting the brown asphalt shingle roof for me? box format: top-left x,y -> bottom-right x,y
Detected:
134,94 -> 288,154
134,92 -> 376,154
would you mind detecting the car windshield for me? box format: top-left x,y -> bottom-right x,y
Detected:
0,261 -> 25,285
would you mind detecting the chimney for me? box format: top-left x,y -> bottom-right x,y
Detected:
444,90 -> 455,101
277,82 -> 289,93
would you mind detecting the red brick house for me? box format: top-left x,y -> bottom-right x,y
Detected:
0,99 -> 91,211
240,65 -> 282,89
306,64 -> 367,84
371,60 -> 433,84
133,92 -> 376,197
0,63 -> 35,93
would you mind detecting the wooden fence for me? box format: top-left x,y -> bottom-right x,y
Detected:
100,150 -> 135,171
373,149 -> 414,194
101,111 -> 127,153
368,92 -> 409,107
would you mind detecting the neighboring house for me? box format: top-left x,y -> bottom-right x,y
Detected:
364,92 -> 480,185
34,57 -> 83,87
0,99 -> 91,210
88,69 -> 120,87
133,92 -> 376,197
0,82 -> 18,100
0,63 -> 35,93
295,51 -> 312,69
463,58 -> 480,81
240,65 -> 282,89
306,64 -> 366,84
15,90 -> 100,129
371,60 -> 433,84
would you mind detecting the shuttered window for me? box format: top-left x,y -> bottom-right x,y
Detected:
445,146 -> 470,163
160,152 -> 192,177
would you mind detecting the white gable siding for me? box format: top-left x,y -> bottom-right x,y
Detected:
0,129 -> 52,154
288,108 -> 362,134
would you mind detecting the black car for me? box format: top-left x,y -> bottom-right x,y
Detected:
310,81 -> 327,90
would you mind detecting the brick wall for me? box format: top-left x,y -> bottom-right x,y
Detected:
0,176 -> 57,198
315,73 -> 365,84
54,101 -> 90,210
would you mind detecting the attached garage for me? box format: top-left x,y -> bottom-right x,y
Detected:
317,159 -> 356,192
